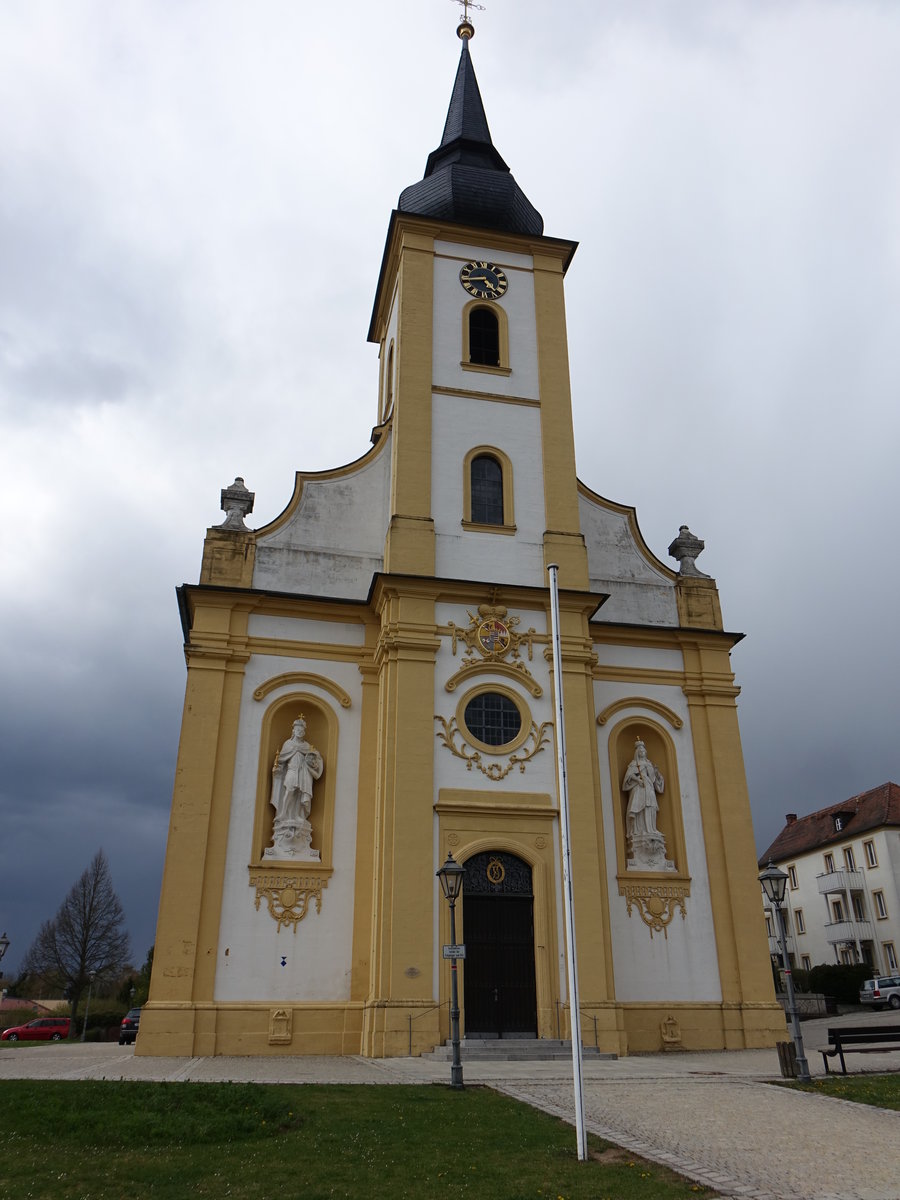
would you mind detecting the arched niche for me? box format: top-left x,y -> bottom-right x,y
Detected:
607,717 -> 689,883
251,693 -> 339,871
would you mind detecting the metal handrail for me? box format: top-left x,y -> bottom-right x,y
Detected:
555,1000 -> 600,1048
408,1000 -> 450,1056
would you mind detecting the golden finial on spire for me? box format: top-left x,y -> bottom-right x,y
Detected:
451,0 -> 484,39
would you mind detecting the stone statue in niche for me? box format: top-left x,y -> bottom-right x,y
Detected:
264,716 -> 323,861
622,738 -> 675,872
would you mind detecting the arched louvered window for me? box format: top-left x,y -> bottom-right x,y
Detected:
468,307 -> 500,366
470,454 -> 504,525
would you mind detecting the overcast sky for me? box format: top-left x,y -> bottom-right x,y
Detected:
2,0 -> 898,979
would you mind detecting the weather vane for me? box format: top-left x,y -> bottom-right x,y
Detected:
451,0 -> 485,38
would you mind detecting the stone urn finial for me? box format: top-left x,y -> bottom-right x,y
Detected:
217,477 -> 254,531
668,525 -> 710,578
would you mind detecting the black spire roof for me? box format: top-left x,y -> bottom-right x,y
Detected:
398,39 -> 543,237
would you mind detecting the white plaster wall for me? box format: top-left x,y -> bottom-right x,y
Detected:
432,602 -> 556,799
432,396 -> 546,585
433,241 -> 539,399
595,684 -> 722,1002
578,494 -> 678,626
215,652 -> 363,1002
431,600 -> 566,1003
253,436 -> 391,600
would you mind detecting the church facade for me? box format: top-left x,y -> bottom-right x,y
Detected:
139,27 -> 783,1058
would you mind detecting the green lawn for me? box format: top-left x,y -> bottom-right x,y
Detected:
0,1081 -> 713,1200
786,1072 -> 900,1110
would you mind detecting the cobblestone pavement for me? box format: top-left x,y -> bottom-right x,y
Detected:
3,1014 -> 899,1200
497,1077 -> 900,1200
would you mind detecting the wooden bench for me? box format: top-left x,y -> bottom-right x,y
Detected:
819,1024 -> 900,1074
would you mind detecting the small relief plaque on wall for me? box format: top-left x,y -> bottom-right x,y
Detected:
269,1008 -> 292,1045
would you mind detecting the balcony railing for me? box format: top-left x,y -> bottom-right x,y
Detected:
823,918 -> 874,945
817,869 -> 864,895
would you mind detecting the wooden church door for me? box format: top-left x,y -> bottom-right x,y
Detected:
462,851 -> 537,1038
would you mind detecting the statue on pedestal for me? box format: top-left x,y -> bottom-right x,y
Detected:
264,716 -> 324,861
622,738 -> 675,872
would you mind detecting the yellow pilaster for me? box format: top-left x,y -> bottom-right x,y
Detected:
679,631 -> 784,1048
552,597 -> 623,1053
383,228 -> 436,576
533,251 -> 589,590
675,575 -> 724,632
138,595 -> 251,1056
200,528 -> 256,587
362,581 -> 440,1056
349,621 -> 381,1004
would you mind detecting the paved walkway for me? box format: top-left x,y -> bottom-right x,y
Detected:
3,1011 -> 899,1200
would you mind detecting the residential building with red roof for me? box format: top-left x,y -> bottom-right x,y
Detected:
759,783 -> 900,975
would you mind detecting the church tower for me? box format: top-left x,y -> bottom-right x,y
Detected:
140,21 -> 784,1058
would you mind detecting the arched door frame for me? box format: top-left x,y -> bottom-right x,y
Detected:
435,826 -> 559,1041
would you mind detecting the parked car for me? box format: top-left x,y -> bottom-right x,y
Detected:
119,1007 -> 141,1045
859,976 -> 900,1009
1,1016 -> 72,1042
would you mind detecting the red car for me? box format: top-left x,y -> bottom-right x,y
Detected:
1,1016 -> 71,1042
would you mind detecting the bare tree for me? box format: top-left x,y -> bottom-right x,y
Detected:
23,849 -> 130,1027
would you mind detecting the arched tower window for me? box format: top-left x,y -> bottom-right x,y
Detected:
470,454 -> 504,525
461,300 -> 511,375
462,446 -> 516,533
469,307 -> 500,366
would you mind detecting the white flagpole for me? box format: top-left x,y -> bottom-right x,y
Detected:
547,562 -> 587,1162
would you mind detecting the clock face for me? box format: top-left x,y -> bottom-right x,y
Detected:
460,260 -> 508,301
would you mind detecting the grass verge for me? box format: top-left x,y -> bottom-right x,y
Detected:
784,1072 -> 900,1110
0,1081 -> 714,1199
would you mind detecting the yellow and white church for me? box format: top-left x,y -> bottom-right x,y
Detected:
139,22 -> 783,1058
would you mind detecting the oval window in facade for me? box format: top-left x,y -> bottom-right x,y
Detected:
463,691 -> 522,748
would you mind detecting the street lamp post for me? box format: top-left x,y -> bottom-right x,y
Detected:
436,852 -> 465,1090
80,971 -> 97,1043
759,861 -> 810,1082
0,932 -> 9,971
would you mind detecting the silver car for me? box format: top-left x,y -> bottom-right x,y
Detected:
859,975 -> 900,1009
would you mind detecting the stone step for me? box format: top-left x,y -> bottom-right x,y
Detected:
422,1038 -> 616,1061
